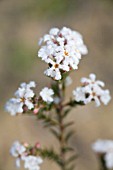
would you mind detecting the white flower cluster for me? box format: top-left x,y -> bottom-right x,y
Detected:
92,139 -> 113,169
10,141 -> 43,170
38,27 -> 88,80
73,73 -> 111,106
5,81 -> 36,116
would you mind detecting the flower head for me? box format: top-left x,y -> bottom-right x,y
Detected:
73,73 -> 111,106
10,141 -> 43,170
5,81 -> 36,115
38,27 -> 88,80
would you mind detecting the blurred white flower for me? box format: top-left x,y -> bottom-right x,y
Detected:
73,73 -> 111,106
92,139 -> 113,169
23,155 -> 43,170
5,98 -> 23,116
5,81 -> 36,115
10,141 -> 43,170
10,141 -> 26,168
100,90 -> 111,105
105,153 -> 113,169
38,27 -> 88,80
40,87 -> 54,103
92,139 -> 113,153
73,87 -> 86,102
65,76 -> 72,86
10,141 -> 26,157
53,96 -> 61,104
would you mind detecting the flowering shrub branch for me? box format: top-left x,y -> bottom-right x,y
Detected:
5,27 -> 111,170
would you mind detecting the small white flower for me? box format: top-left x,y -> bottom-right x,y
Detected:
23,155 -> 43,170
81,73 -> 105,87
15,81 -> 36,110
5,81 -> 36,115
73,74 -> 111,106
40,87 -> 54,103
73,87 -> 86,102
44,58 -> 69,80
100,90 -> 111,105
10,141 -> 26,157
38,27 -> 88,80
5,98 -> 23,116
10,141 -> 26,168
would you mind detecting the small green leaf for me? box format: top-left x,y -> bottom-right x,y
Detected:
62,108 -> 71,118
64,121 -> 74,129
65,130 -> 75,142
69,100 -> 84,107
66,154 -> 78,164
38,113 -> 58,126
50,128 -> 60,140
61,146 -> 74,153
40,148 -> 62,165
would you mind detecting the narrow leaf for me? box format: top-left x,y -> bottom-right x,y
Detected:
40,148 -> 62,166
66,154 -> 78,164
38,113 -> 58,126
62,108 -> 71,118
61,147 -> 74,153
64,121 -> 74,129
65,130 -> 75,142
50,128 -> 60,140
69,100 -> 84,107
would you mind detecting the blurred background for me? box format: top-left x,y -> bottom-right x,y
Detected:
0,0 -> 113,169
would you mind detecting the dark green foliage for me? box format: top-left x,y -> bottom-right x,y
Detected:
100,155 -> 108,170
68,100 -> 84,107
61,147 -> 74,154
40,148 -> 63,166
38,113 -> 58,127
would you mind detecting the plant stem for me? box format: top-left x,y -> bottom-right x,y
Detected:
100,155 -> 108,170
57,81 -> 66,170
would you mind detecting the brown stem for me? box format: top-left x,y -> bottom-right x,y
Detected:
57,82 -> 66,170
